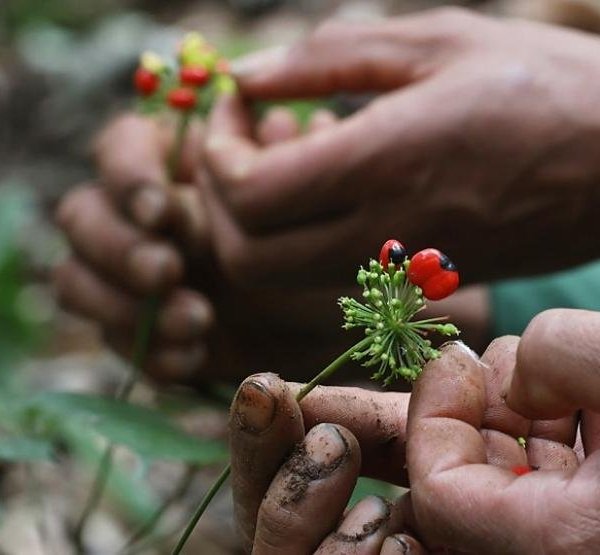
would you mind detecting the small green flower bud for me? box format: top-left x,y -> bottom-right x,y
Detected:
357,269 -> 368,285
392,271 -> 405,286
438,324 -> 460,336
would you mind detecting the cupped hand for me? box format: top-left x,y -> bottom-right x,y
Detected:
408,309 -> 600,554
55,108 -> 370,383
203,8 -> 600,288
55,113 -> 215,382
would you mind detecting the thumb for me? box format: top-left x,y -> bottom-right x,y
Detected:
231,11 -> 468,99
287,382 -> 410,485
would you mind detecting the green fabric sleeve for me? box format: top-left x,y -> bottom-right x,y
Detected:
490,260 -> 600,337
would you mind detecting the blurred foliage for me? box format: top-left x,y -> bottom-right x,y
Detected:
0,435 -> 54,462
16,392 -> 227,464
1,0 -> 126,39
0,185 -> 47,387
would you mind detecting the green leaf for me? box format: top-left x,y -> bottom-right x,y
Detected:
348,477 -> 398,508
27,393 -> 227,464
0,436 -> 53,462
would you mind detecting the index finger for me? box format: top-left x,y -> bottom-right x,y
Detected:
504,309 -> 600,419
94,113 -> 204,207
204,85 -> 437,232
94,113 -> 168,200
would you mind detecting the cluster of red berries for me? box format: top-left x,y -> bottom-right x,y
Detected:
133,34 -> 235,113
379,239 -> 459,301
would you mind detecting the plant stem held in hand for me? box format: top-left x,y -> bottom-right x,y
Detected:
170,240 -> 461,554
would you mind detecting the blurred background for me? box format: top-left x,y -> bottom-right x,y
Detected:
1,0 -> 600,553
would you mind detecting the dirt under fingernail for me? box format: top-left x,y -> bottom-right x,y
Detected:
234,380 -> 276,434
277,425 -> 349,506
334,496 -> 391,542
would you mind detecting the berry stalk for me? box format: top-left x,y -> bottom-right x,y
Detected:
170,335 -> 373,555
170,240 -> 461,554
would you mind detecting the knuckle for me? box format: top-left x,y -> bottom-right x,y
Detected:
311,18 -> 352,44
427,5 -> 474,27
255,497 -> 302,550
423,6 -> 482,45
55,184 -> 100,230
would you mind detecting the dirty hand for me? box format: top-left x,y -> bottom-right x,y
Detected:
229,372 -> 422,554
203,8 -> 600,289
408,309 -> 600,554
55,109 -> 362,383
55,113 -> 215,382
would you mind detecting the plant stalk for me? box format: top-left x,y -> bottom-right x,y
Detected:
73,110 -> 191,552
170,335 -> 372,555
73,296 -> 160,552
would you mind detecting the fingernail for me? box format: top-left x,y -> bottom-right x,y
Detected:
384,535 -> 411,554
234,380 -> 276,434
188,301 -> 213,334
336,496 -> 390,539
128,244 -> 178,291
440,340 -> 479,360
230,46 -> 288,78
305,424 -> 347,466
131,188 -> 167,229
395,536 -> 410,554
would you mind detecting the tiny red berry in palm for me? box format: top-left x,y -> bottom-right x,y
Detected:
379,239 -> 407,269
511,465 -> 532,476
134,67 -> 159,96
408,248 -> 459,300
180,66 -> 210,87
167,87 -> 197,110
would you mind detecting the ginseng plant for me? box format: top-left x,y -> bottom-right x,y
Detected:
171,239 -> 461,554
72,33 -> 235,553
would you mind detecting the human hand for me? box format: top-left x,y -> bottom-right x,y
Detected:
55,113 -> 217,382
229,372 -> 423,554
203,8 -> 600,288
407,310 -> 600,554
55,109 -> 364,383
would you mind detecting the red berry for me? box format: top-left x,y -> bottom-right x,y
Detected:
180,66 -> 210,87
134,67 -> 159,96
167,87 -> 197,110
379,239 -> 407,269
511,465 -> 532,476
408,248 -> 459,300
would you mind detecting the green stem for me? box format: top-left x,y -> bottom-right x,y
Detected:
167,112 -> 192,180
120,466 -> 196,552
170,465 -> 231,555
170,335 -> 373,555
73,110 -> 191,551
73,297 -> 160,553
